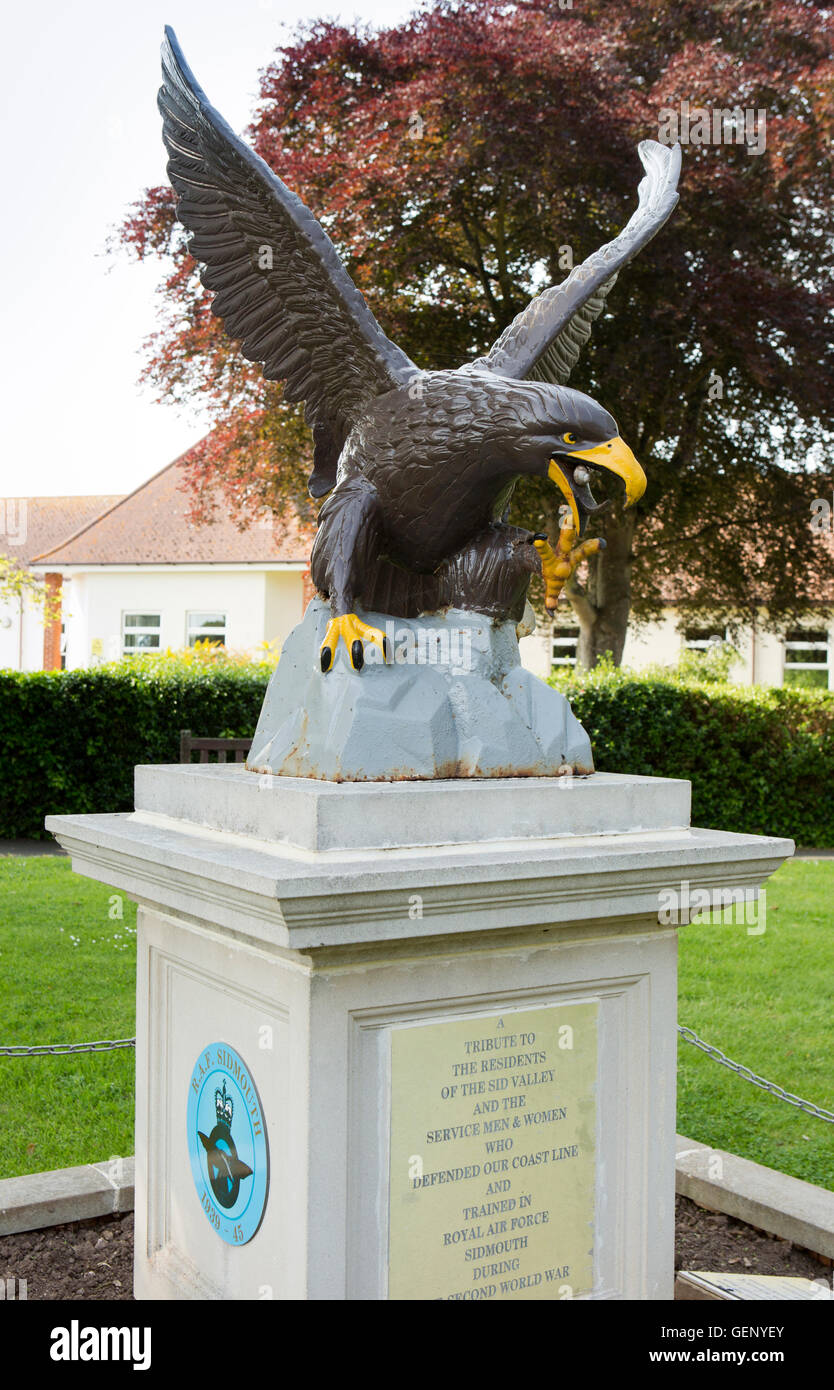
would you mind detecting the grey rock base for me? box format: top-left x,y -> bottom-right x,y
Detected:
247,599 -> 593,781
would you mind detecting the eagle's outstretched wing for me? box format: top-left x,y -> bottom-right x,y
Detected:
159,27 -> 417,496
471,141 -> 681,386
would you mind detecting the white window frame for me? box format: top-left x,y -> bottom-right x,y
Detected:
186,610 -> 228,649
783,628 -> 831,689
682,627 -> 728,652
551,620 -> 580,667
122,611 -> 162,657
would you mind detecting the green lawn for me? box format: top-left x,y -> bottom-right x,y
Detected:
0,855 -> 832,1188
0,858 -> 136,1178
678,858 -> 834,1189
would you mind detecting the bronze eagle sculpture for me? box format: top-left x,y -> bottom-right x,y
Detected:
159,28 -> 681,673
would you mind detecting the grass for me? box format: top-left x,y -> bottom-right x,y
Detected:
678,858 -> 834,1190
0,858 -> 136,1178
0,856 -> 832,1189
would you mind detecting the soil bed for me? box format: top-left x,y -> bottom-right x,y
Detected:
674,1194 -> 828,1281
0,1196 -> 828,1299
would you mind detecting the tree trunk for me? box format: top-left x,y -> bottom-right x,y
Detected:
545,501 -> 636,669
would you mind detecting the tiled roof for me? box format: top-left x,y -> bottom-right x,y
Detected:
32,454 -> 314,567
1,495 -> 123,569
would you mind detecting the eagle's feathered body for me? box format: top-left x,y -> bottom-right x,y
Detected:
335,372 -> 614,570
158,28 -> 681,663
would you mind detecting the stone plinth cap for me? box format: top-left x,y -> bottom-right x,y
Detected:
133,764 -> 692,855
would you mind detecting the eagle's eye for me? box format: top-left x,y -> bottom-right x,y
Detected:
562,432 -> 577,445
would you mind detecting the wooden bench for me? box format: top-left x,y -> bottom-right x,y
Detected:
179,730 -> 253,764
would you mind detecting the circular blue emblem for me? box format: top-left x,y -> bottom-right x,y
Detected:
187,1042 -> 269,1245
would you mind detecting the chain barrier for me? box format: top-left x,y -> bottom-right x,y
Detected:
0,1037 -> 136,1057
678,1025 -> 834,1125
2,1028 -> 831,1127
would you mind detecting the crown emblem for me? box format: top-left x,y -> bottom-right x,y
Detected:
215,1080 -> 234,1127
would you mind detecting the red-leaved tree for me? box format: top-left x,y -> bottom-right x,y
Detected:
119,0 -> 834,665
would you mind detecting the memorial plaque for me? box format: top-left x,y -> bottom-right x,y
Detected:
388,1000 -> 598,1300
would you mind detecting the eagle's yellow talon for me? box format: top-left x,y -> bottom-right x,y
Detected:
320,613 -> 388,672
534,529 -> 603,611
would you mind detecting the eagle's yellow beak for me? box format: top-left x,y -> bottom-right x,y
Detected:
565,436 -> 647,507
547,459 -> 581,531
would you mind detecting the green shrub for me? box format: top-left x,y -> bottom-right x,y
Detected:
552,664 -> 834,845
2,656 -> 833,845
0,658 -> 272,839
670,640 -> 741,685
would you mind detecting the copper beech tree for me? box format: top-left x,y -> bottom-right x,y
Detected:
119,0 -> 834,667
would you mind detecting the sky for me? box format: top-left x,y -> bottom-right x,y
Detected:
0,0 -> 417,501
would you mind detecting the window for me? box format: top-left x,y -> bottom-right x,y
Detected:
783,629 -> 830,690
552,621 -> 580,667
187,611 -> 227,649
122,612 -> 161,656
683,628 -> 726,651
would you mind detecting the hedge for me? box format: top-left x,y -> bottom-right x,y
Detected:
0,663 -> 270,840
555,664 -> 834,847
2,659 -> 833,845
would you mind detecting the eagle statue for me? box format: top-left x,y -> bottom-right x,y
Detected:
158,28 -> 680,677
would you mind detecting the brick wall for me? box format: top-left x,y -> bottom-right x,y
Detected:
42,573 -> 63,670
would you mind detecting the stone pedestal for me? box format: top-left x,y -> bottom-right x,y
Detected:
47,768 -> 791,1301
246,598 -> 593,780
